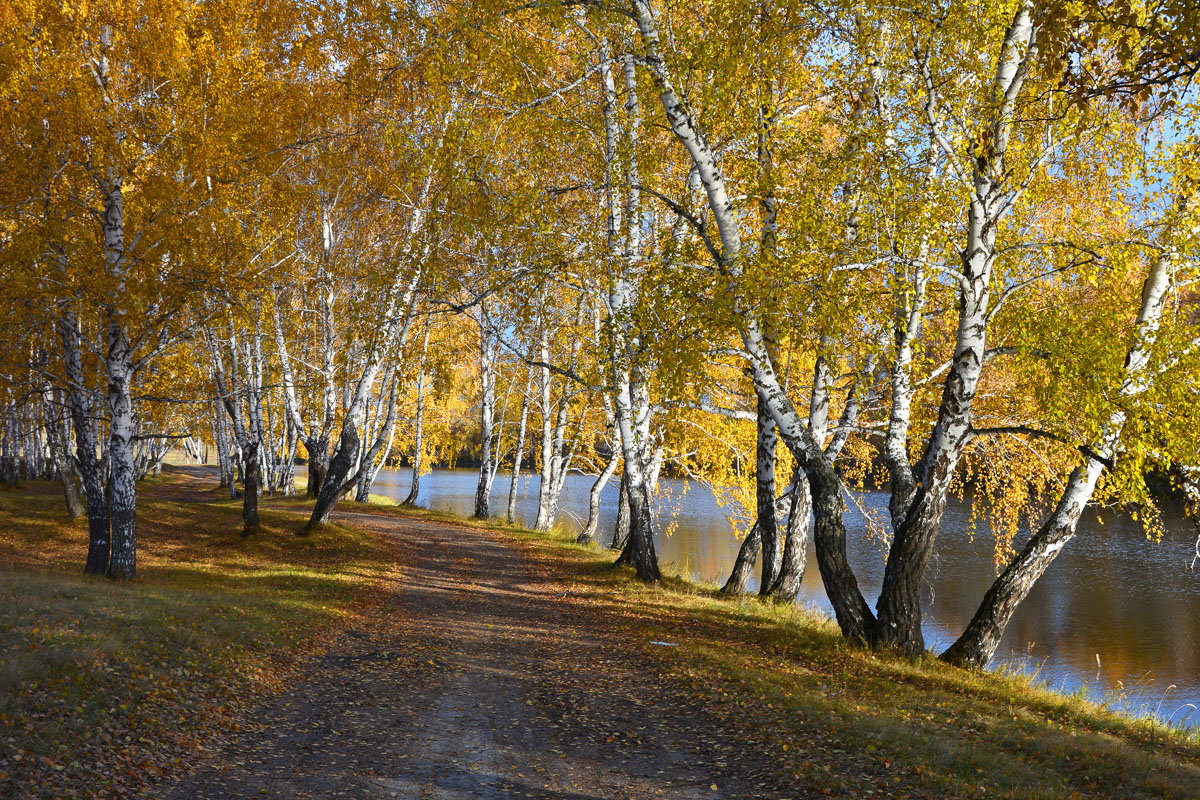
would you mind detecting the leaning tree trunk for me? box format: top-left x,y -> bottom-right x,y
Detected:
630,2 -> 873,637
766,471 -> 811,603
870,3 -> 1038,657
308,424 -> 360,528
577,447 -> 620,545
940,460 -> 1104,668
355,365 -> 400,503
305,283 -> 421,531
942,247 -> 1177,668
871,225 -> 993,654
721,521 -> 761,595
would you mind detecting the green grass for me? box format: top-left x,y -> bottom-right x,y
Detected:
375,503 -> 1200,799
0,472 -> 397,799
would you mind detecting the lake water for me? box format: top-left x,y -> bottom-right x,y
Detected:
360,465 -> 1200,728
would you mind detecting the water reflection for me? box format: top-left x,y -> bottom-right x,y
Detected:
359,466 -> 1200,727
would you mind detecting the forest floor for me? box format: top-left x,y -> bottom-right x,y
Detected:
3,469 -> 1200,799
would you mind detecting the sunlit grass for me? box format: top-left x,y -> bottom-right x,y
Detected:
6,470 -> 1198,800
0,472 -> 396,799
386,505 -> 1200,799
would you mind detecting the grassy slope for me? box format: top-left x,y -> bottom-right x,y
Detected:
366,503 -> 1200,800
0,471 -> 397,800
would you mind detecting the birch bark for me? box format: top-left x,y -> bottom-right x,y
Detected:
872,1 -> 1040,654
405,320 -> 433,507
58,309 -> 109,573
474,305 -> 500,519
505,366 -> 534,521
630,0 -> 869,631
942,245 -> 1180,667
103,173 -> 138,580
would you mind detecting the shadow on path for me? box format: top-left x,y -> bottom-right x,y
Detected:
157,504 -> 755,800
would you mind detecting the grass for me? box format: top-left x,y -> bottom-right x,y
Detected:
4,470 -> 1199,799
0,469 -> 397,800
369,503 -> 1200,799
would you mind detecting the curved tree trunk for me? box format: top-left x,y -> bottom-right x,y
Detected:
308,425 -> 360,528
766,472 -> 810,603
871,3 -> 1039,657
356,366 -> 400,503
720,521 -> 760,595
942,248 -> 1177,668
577,447 -> 620,545
304,267 -> 423,532
630,3 -> 873,636
941,461 -> 1102,668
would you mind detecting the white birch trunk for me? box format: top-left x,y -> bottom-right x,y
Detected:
474,312 -> 499,519
631,0 -> 869,629
943,248 -> 1178,667
506,366 -> 534,522
873,1 -> 1039,653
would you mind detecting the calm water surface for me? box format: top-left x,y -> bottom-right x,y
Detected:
363,465 -> 1200,727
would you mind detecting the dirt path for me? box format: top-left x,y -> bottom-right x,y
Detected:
159,506 -> 773,800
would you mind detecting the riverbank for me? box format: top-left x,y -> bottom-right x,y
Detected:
2,474 -> 1199,799
357,463 -> 1200,720
402,506 -> 1200,799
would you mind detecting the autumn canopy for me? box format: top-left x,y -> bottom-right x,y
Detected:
1,0 -> 1198,670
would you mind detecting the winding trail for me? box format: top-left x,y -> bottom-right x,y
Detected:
160,506 -> 756,800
